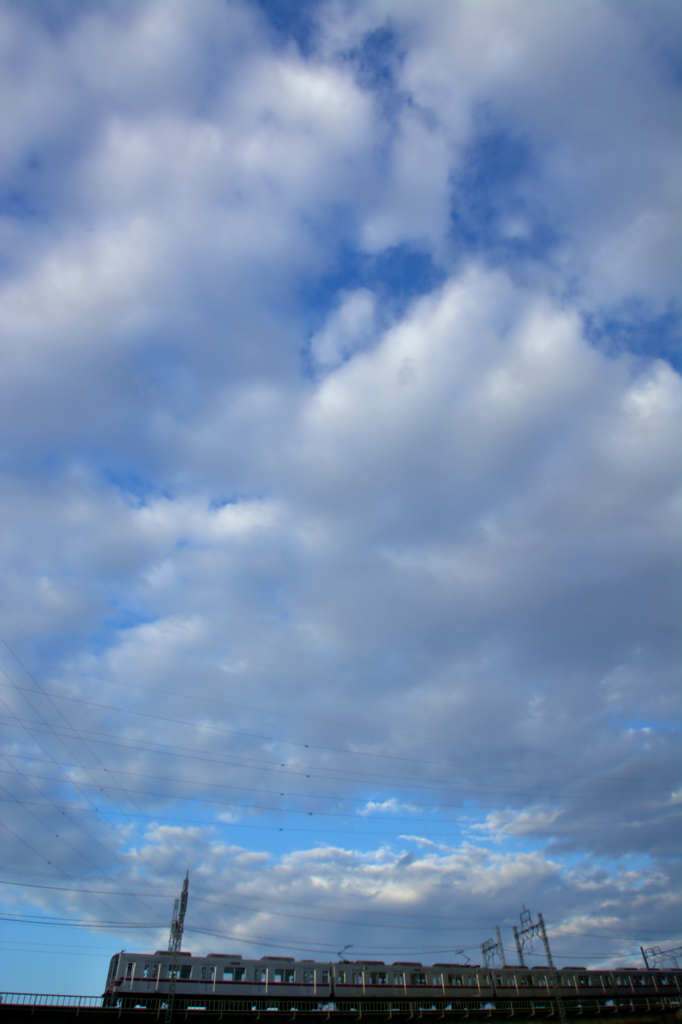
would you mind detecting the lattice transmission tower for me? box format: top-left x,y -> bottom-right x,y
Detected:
165,873 -> 189,1024
513,909 -> 566,1024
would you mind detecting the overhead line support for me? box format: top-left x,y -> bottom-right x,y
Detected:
165,872 -> 189,1024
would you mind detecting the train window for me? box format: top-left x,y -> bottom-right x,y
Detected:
201,966 -> 215,982
449,975 -> 463,986
352,972 -> 362,985
468,976 -> 478,986
125,962 -> 134,980
303,971 -> 312,984
235,968 -> 245,981
285,971 -> 295,983
337,971 -> 346,984
180,966 -> 192,980
411,973 -> 427,986
393,972 -> 404,985
168,966 -> 179,980
143,963 -> 159,980
254,969 -> 263,983
274,970 -> 282,983
370,972 -> 387,985
322,972 -> 329,984
578,975 -> 589,986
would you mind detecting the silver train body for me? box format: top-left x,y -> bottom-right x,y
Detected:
103,951 -> 682,1009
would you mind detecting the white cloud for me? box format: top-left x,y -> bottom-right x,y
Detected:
359,798 -> 419,817
310,289 -> 377,370
0,0 -> 680,996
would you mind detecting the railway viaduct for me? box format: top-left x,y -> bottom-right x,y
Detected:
1,997 -> 681,1024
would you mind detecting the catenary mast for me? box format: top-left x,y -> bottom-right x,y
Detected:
165,873 -> 189,1024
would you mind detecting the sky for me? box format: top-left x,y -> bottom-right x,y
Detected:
1,0 -> 681,999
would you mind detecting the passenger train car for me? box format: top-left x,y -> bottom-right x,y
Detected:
103,951 -> 682,1011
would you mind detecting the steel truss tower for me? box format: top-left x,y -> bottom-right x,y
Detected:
165,873 -> 189,1024
482,926 -> 507,967
514,910 -> 566,1024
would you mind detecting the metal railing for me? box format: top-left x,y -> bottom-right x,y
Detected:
1,992 -> 104,1007
1,993 -> 680,1015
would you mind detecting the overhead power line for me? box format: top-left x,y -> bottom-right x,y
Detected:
1,881 -> 678,941
2,788 -> 674,838
0,716 -> 662,806
0,646 -> 650,773
0,666 -> 668,786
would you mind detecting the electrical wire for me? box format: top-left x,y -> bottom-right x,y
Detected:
1,882 -> 678,940
1,625 -> 677,968
0,716 -> 663,807
1,789 -> 675,839
0,674 -> 668,787
0,911 -> 672,962
0,646 -> 647,773
0,670 -> 199,932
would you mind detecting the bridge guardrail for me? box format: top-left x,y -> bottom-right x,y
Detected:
1,993 -> 104,1008
1,993 -> 680,1015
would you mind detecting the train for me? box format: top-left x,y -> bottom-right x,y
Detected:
103,950 -> 682,1010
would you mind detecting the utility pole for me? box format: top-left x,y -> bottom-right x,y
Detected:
515,909 -> 566,1024
165,873 -> 189,1024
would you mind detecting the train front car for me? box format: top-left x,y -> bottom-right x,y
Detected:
102,952 -> 122,1006
102,950 -> 189,1008
102,952 -> 335,1009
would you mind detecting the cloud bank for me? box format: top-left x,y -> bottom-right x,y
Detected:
0,0 -> 680,996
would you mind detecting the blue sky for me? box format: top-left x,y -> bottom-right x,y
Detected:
1,0 -> 681,997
